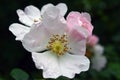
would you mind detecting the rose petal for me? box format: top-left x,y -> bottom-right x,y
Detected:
67,12 -> 82,29
17,9 -> 33,26
42,6 -> 59,20
68,36 -> 86,55
81,12 -> 91,22
24,5 -> 41,21
70,25 -> 90,39
9,23 -> 30,40
22,23 -> 50,52
56,3 -> 67,16
32,51 -> 90,79
41,3 -> 54,15
87,35 -> 99,46
42,6 -> 67,35
60,53 -> 90,78
32,51 -> 61,79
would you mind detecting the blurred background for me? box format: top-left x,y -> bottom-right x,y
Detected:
0,0 -> 120,80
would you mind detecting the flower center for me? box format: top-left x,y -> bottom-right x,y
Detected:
47,34 -> 69,56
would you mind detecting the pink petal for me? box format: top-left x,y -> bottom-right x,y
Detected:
87,35 -> 99,46
66,11 -> 93,38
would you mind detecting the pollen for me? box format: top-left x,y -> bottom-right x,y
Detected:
47,34 -> 69,56
34,17 -> 42,22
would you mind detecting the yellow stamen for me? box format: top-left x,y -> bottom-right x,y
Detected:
47,34 -> 69,56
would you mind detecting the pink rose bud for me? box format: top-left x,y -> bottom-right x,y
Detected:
67,12 -> 93,39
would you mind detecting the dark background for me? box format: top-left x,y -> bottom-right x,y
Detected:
0,0 -> 120,80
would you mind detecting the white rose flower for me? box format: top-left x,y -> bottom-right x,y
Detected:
22,6 -> 89,79
9,3 -> 90,79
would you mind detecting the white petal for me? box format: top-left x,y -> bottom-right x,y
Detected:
81,12 -> 91,22
93,44 -> 104,55
92,55 -> 107,71
42,6 -> 67,34
9,23 -> 30,41
32,51 -> 90,79
73,26 -> 89,39
32,51 -> 61,79
56,3 -> 68,16
44,18 -> 67,35
17,9 -> 33,26
59,53 -> 90,78
24,5 -> 41,20
41,3 -> 54,15
42,6 -> 60,20
68,33 -> 86,55
22,23 -> 50,52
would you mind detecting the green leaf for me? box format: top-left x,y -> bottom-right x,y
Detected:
10,68 -> 29,80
